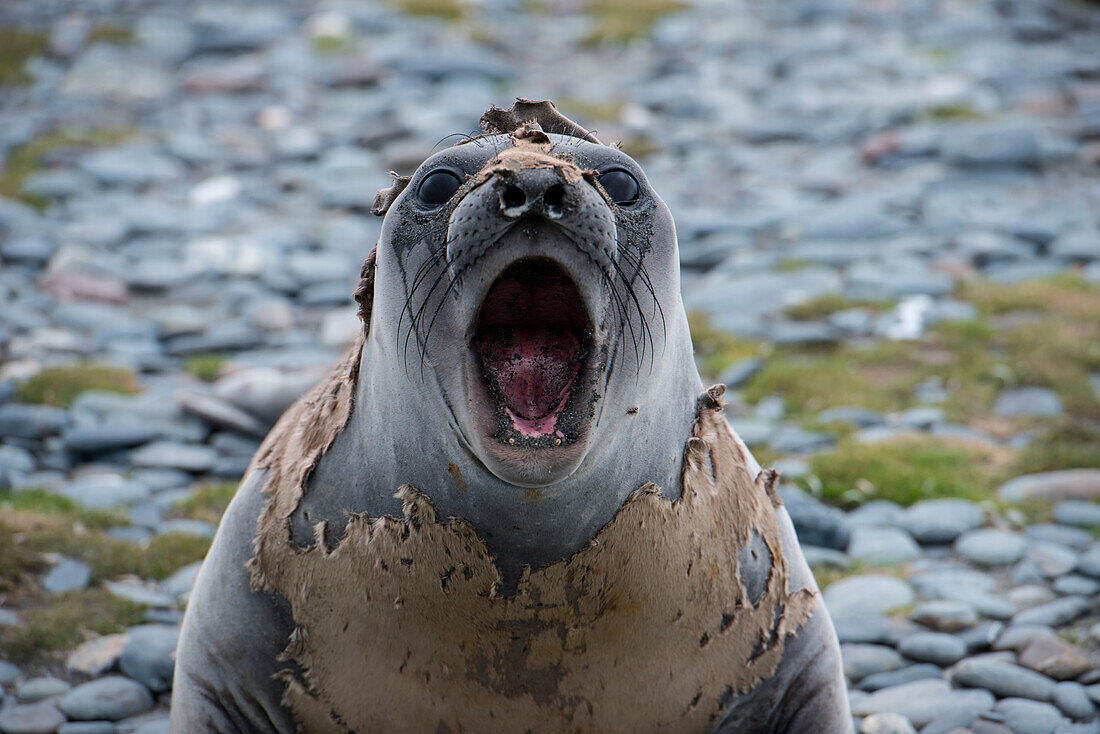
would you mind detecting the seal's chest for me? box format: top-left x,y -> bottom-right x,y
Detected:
253,403 -> 814,734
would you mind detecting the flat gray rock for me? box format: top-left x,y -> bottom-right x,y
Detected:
998,470 -> 1100,504
847,526 -> 922,565
0,702 -> 67,734
851,678 -> 994,728
951,658 -> 1056,701
58,676 -> 154,722
899,499 -> 984,544
119,625 -> 179,693
825,575 -> 915,620
897,632 -> 967,666
955,529 -> 1028,566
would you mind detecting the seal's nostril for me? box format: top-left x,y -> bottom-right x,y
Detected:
501,184 -> 526,212
543,184 -> 565,218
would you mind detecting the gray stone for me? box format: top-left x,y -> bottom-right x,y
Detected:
57,723 -> 118,734
778,487 -> 851,550
0,405 -> 68,440
1052,574 -> 1100,596
848,501 -> 904,527
851,678 -> 994,728
66,634 -> 128,677
951,658 -> 1057,701
859,712 -> 916,734
1052,501 -> 1100,529
1052,682 -> 1097,720
1012,596 -> 1091,628
1024,542 -> 1079,579
0,702 -> 67,734
998,470 -> 1100,504
58,676 -> 154,721
994,388 -> 1064,418
900,499 -> 984,544
817,407 -> 884,428
858,663 -> 942,692
897,632 -> 967,666
941,126 -> 1042,169
954,529 -> 1028,566
833,614 -> 892,645
79,148 -> 183,188
1079,542 -> 1100,578
58,476 -> 149,509
910,600 -> 979,632
1026,524 -> 1094,551
102,581 -> 174,609
0,660 -> 19,685
15,677 -> 70,703
717,358 -> 763,388
128,442 -> 218,473
994,697 -> 1067,733
842,644 -> 907,682
767,426 -> 835,454
41,559 -> 90,594
119,625 -> 178,693
61,424 -> 157,455
847,526 -> 922,565
824,575 -> 915,620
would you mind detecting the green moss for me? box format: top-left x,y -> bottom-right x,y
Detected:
0,127 -> 134,210
17,365 -> 140,409
0,29 -> 47,86
0,522 -> 41,596
775,259 -> 813,272
185,354 -> 226,383
554,97 -> 625,124
687,311 -> 764,379
1013,421 -> 1100,475
392,0 -> 467,20
926,104 -> 984,121
805,436 -> 1002,507
583,0 -> 690,44
0,589 -> 145,663
311,35 -> 349,54
618,135 -> 662,161
782,294 -> 890,321
142,533 -> 213,580
172,482 -> 237,524
0,490 -> 126,530
88,24 -> 135,45
742,344 -> 921,417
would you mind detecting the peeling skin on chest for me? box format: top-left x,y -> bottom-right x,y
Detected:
247,267 -> 816,731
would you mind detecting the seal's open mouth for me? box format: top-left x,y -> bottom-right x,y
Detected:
475,258 -> 590,446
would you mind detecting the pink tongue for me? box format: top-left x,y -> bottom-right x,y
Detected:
479,326 -> 580,421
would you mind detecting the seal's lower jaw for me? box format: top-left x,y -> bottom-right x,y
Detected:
468,257 -> 597,487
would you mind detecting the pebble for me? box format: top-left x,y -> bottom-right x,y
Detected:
993,697 -> 1067,733
859,712 -> 916,734
951,658 -> 1057,701
119,626 -> 179,693
910,600 -> 979,633
899,499 -> 984,545
824,576 -> 915,621
0,703 -> 67,734
998,470 -> 1100,504
1052,683 -> 1097,720
897,633 -> 967,666
843,644 -> 907,682
847,527 -> 922,565
955,529 -> 1028,567
66,635 -> 128,677
851,678 -> 994,729
1012,596 -> 1091,628
15,677 -> 70,703
58,677 -> 154,722
1051,501 -> 1100,529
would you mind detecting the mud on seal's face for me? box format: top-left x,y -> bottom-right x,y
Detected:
381,130 -> 675,488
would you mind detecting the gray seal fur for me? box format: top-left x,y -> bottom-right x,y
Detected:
171,100 -> 852,733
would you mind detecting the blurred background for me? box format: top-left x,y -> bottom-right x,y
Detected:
0,0 -> 1098,731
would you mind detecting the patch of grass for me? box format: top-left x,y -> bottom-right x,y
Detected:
17,365 -> 140,409
311,35 -> 349,54
0,29 -> 47,86
782,294 -> 890,321
926,104 -> 984,121
618,135 -> 662,161
1013,421 -> 1100,475
0,127 -> 134,210
184,354 -> 226,383
4,510 -> 209,585
0,521 -> 41,595
392,0 -> 467,20
583,0 -> 690,44
88,24 -> 135,45
0,589 -> 145,663
688,312 -> 764,379
805,436 -> 1004,507
0,490 -> 126,530
775,259 -> 813,272
554,97 -> 625,124
742,342 -> 922,416
171,483 -> 237,524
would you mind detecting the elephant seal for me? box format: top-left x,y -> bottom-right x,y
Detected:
171,100 -> 852,733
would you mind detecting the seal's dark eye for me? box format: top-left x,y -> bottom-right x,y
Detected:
417,170 -> 462,207
597,169 -> 640,206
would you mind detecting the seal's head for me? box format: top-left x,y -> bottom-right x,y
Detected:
367,100 -> 682,488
